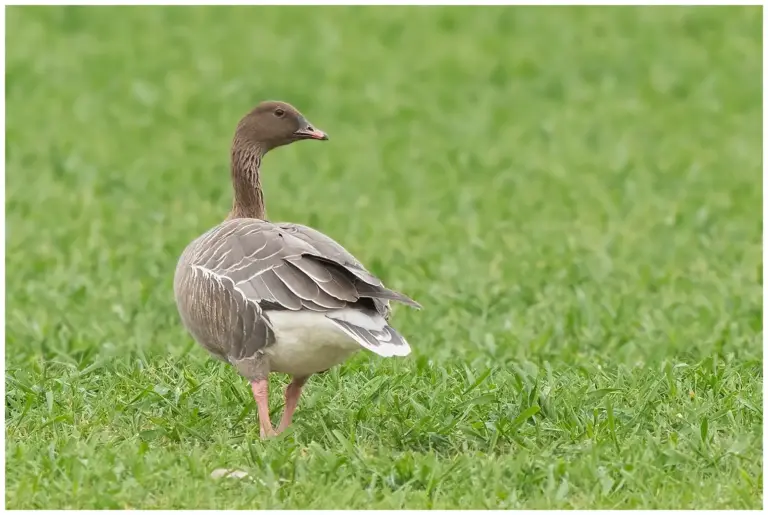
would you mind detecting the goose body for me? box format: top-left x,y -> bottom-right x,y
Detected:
174,219 -> 417,378
173,101 -> 420,437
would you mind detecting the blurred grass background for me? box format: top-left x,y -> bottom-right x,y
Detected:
5,5 -> 762,509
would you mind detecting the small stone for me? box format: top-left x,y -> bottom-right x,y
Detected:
210,468 -> 250,479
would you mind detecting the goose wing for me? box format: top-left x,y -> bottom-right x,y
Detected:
184,218 -> 420,313
276,222 -> 396,318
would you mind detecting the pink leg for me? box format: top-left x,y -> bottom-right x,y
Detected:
251,379 -> 276,438
277,377 -> 307,434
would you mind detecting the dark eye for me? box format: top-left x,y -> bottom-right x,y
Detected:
274,108 -> 285,117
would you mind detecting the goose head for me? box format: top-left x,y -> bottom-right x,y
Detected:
234,100 -> 328,152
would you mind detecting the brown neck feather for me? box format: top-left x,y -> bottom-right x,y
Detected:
228,136 -> 267,220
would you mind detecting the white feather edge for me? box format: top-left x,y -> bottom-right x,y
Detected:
327,318 -> 411,357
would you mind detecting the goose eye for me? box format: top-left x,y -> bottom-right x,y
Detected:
274,108 -> 285,117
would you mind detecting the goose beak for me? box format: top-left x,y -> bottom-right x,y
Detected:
294,123 -> 328,141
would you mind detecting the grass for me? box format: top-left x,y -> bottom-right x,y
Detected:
4,5 -> 763,509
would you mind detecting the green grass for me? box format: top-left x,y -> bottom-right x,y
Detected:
5,5 -> 762,509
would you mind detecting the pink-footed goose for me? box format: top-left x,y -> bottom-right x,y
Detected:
174,101 -> 420,438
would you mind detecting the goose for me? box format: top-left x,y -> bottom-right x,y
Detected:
174,101 -> 421,438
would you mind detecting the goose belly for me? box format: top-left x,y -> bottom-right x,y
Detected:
263,311 -> 361,377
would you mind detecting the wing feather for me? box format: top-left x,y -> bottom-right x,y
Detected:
187,218 -> 420,313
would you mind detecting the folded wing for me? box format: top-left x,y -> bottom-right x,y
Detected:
188,218 -> 421,313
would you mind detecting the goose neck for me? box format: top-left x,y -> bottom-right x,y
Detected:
229,139 -> 267,220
